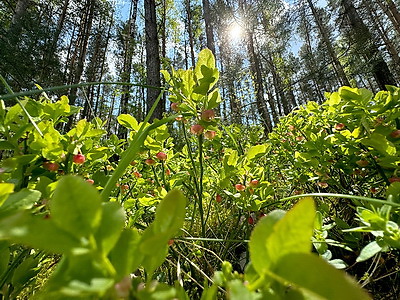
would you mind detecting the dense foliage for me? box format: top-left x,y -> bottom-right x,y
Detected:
0,49 -> 399,299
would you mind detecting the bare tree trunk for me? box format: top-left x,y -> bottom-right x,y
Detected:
9,0 -> 30,39
246,30 -> 273,134
202,0 -> 215,54
307,0 -> 350,86
185,0 -> 196,66
341,0 -> 396,89
375,0 -> 400,36
144,0 -> 163,120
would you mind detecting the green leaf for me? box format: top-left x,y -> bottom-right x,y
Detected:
273,253 -> 371,300
249,198 -> 315,276
0,241 -> 10,278
227,280 -> 262,300
247,144 -> 267,161
94,202 -> 125,255
0,211 -> 80,253
117,114 -> 139,131
0,183 -> 14,207
207,88 -> 221,109
249,210 -> 286,276
50,176 -> 102,239
0,188 -> 40,214
140,189 -> 186,277
12,256 -> 39,288
152,189 -> 186,235
109,228 -> 142,281
356,241 -> 382,262
361,133 -> 396,156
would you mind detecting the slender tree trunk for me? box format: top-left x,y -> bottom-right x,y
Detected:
185,0 -> 196,66
341,0 -> 396,89
69,0 -> 96,106
9,0 -> 30,39
246,30 -> 272,133
375,0 -> 400,36
144,0 -> 162,120
307,0 -> 350,86
363,0 -> 400,80
202,0 -> 215,54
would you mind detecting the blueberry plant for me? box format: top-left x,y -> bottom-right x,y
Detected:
0,49 -> 398,298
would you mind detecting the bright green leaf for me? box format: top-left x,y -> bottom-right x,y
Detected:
50,176 -> 102,239
273,253 -> 371,300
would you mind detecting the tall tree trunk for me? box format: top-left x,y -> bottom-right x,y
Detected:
118,0 -> 138,137
341,0 -> 396,89
363,0 -> 400,80
246,30 -> 273,134
202,0 -> 215,54
185,0 -> 196,66
9,0 -> 30,39
69,0 -> 96,106
375,0 -> 400,36
307,0 -> 350,86
144,0 -> 162,120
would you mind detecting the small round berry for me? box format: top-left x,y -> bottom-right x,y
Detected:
390,130 -> 400,139
156,152 -> 167,160
86,179 -> 94,184
201,109 -> 215,122
247,216 -> 254,225
73,154 -> 85,164
43,162 -> 59,172
133,171 -> 142,178
171,102 -> 179,112
235,184 -> 246,192
215,194 -> 222,203
249,179 -> 259,187
334,123 -> 345,131
190,124 -> 204,135
204,130 -> 216,140
145,158 -> 156,166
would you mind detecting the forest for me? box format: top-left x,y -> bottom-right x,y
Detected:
0,0 -> 400,299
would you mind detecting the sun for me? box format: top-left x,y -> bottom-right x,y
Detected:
227,21 -> 243,43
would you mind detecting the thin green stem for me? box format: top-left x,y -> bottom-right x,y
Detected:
0,75 -> 43,137
0,81 -> 162,101
198,134 -> 205,237
280,193 -> 400,207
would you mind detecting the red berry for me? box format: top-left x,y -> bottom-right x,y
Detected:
370,187 -> 378,193
130,161 -> 137,166
288,125 -> 295,131
390,130 -> 400,139
235,184 -> 246,191
295,136 -> 304,141
249,179 -> 259,187
86,179 -> 94,184
168,239 -> 174,246
247,216 -> 254,225
335,123 -> 345,131
73,154 -> 85,164
259,212 -> 266,219
43,162 -> 59,172
145,158 -> 156,166
133,171 -> 142,178
215,194 -> 222,203
156,152 -> 167,160
389,177 -> 400,183
201,109 -> 215,122
165,169 -> 171,176
190,124 -> 204,135
171,102 -> 179,112
204,130 -> 216,140
121,184 -> 129,193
